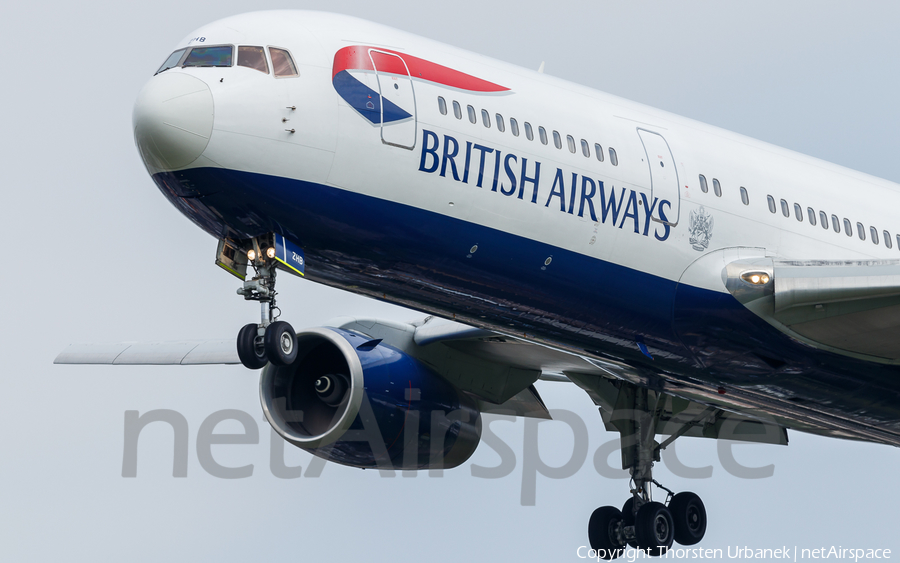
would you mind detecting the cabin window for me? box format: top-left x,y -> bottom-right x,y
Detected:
552,130 -> 561,149
595,144 -> 604,162
183,45 -> 234,68
609,147 -> 618,166
857,222 -> 866,240
238,46 -> 268,73
871,227 -> 879,244
767,195 -> 776,213
581,139 -> 590,157
844,218 -> 852,236
510,117 -> 519,136
780,199 -> 789,217
819,211 -> 828,229
807,207 -> 816,225
525,122 -> 534,140
269,48 -> 298,77
832,214 -> 841,233
740,187 -> 749,205
481,109 -> 491,128
567,135 -> 576,153
539,126 -> 548,145
467,105 -> 476,124
496,114 -> 505,132
896,234 -> 900,249
885,231 -> 892,249
713,178 -> 722,197
438,97 -> 447,115
453,101 -> 462,119
156,49 -> 187,74
794,203 -> 803,222
700,175 -> 709,193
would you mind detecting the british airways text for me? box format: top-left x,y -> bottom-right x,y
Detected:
417,129 -> 671,241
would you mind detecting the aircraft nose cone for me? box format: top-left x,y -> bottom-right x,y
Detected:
133,73 -> 213,171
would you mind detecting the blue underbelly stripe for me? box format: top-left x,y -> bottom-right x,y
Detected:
150,167 -> 900,428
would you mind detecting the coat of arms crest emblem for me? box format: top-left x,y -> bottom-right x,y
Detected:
688,206 -> 713,251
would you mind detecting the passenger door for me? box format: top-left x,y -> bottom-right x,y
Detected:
637,128 -> 680,226
369,49 -> 417,149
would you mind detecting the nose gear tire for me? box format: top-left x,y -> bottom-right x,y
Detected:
237,323 -> 267,369
265,320 -> 297,366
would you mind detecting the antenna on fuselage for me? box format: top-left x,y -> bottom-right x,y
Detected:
537,61 -> 545,73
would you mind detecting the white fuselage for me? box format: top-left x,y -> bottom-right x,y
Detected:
132,10 -> 900,444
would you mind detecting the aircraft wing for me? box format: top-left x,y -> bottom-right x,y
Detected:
725,258 -> 900,362
60,315 -> 900,445
338,316 -> 789,443
53,315 -> 794,442
54,339 -> 239,365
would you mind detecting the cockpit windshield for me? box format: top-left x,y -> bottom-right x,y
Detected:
238,46 -> 268,74
182,45 -> 233,67
270,48 -> 298,77
155,48 -> 186,74
153,44 -> 293,76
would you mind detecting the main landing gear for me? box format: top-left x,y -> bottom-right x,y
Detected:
232,236 -> 298,370
588,386 -> 707,559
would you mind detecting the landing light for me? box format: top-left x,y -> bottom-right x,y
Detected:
741,271 -> 770,285
266,247 -> 276,259
247,249 -> 257,261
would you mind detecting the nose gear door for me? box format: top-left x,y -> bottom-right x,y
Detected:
369,49 -> 417,150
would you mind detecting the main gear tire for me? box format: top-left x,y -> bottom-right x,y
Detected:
669,492 -> 707,546
635,501 -> 674,556
588,506 -> 626,560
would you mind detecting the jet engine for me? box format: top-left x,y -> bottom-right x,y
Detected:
259,327 -> 482,469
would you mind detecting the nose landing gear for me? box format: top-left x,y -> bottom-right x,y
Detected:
223,235 -> 300,370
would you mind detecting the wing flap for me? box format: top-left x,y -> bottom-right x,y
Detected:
567,372 -> 789,445
476,384 -> 552,419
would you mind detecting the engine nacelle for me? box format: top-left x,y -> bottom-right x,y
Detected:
260,327 -> 481,470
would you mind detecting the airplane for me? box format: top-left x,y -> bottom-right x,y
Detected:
53,9 -> 900,559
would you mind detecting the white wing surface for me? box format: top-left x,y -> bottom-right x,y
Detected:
54,339 -> 239,365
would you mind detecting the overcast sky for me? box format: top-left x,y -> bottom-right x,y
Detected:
3,1 -> 900,561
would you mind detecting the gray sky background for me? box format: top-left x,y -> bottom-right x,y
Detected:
2,1 -> 899,561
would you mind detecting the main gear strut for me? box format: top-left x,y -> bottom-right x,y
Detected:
587,385 -> 708,559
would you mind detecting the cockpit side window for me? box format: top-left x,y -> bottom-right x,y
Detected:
182,45 -> 233,67
156,49 -> 187,75
238,46 -> 269,74
270,47 -> 298,78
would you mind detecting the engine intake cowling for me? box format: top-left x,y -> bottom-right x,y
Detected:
260,327 -> 481,470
